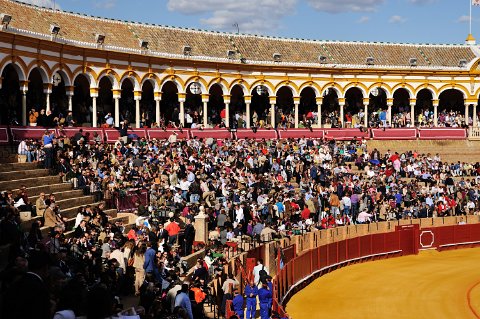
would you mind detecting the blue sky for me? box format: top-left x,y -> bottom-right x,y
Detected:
22,0 -> 480,44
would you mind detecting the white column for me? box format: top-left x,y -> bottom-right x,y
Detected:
92,97 -> 97,127
22,90 -> 27,126
114,97 -> 120,127
68,95 -> 73,112
179,100 -> 185,126
45,92 -> 51,113
203,101 -> 208,127
465,103 -> 470,126
410,101 -> 415,127
433,100 -> 438,127
363,104 -> 368,127
225,102 -> 230,128
474,104 -> 478,127
270,103 -> 275,128
387,103 -> 393,127
246,102 -> 251,128
135,97 -> 141,128
155,98 -> 161,126
294,102 -> 299,128
316,97 -> 323,128
339,102 -> 345,128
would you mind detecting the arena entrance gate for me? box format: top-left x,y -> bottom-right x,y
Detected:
395,224 -> 420,256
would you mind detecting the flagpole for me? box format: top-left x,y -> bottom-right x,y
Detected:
470,0 -> 473,35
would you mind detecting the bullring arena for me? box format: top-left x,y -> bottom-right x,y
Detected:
1,1 -> 480,319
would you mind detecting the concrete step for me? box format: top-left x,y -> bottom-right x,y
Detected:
0,175 -> 61,192
62,208 -> 118,232
30,189 -> 85,203
63,214 -> 128,238
14,183 -> 73,198
56,195 -> 96,212
0,169 -> 50,181
0,162 -> 41,172
60,201 -> 108,220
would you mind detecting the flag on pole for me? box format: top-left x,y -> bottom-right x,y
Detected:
473,0 -> 480,6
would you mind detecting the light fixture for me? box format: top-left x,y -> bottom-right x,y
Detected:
52,72 -> 62,86
256,85 -> 267,95
273,53 -> 282,62
0,13 -> 12,28
323,88 -> 330,97
50,24 -> 60,35
183,45 -> 192,56
409,58 -> 417,67
319,55 -> 327,64
95,34 -> 105,44
139,40 -> 149,50
366,57 -> 374,65
371,88 -> 379,97
227,50 -> 236,60
189,82 -> 201,95
459,59 -> 467,68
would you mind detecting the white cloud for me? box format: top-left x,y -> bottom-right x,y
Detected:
389,15 -> 407,24
357,16 -> 370,24
94,0 -> 117,9
20,0 -> 58,9
457,15 -> 472,23
408,0 -> 437,4
306,0 -> 384,13
167,0 -> 297,33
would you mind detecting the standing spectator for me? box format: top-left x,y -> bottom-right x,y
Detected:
183,218 -> 195,256
245,279 -> 258,319
174,283 -> 193,319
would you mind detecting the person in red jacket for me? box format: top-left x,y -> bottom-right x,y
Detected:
165,217 -> 181,245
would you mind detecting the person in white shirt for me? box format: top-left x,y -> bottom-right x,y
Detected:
357,211 -> 373,224
253,259 -> 269,286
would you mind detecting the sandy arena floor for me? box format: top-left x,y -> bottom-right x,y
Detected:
286,247 -> 480,319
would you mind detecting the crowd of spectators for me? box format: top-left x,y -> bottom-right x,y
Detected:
2,128 -> 480,318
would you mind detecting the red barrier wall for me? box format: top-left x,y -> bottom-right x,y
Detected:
371,128 -> 417,140
2,126 -> 474,145
418,128 -> 467,140
235,129 -> 277,140
324,128 -> 369,140
419,223 -> 480,251
271,223 -> 480,317
277,129 -> 324,139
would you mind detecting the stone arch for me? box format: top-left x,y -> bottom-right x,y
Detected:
437,84 -> 469,100
207,78 -> 229,95
72,67 -> 97,87
299,82 -> 321,97
274,81 -> 299,96
414,84 -> 438,100
320,82 -> 343,98
250,80 -> 274,96
119,71 -> 141,91
367,83 -> 393,98
0,56 -> 27,82
96,69 -> 121,90
184,76 -> 208,95
160,76 -> 184,92
342,82 -> 368,99
140,74 -> 161,92
228,80 -> 249,95
50,63 -> 74,87
26,63 -> 50,84
392,83 -> 415,99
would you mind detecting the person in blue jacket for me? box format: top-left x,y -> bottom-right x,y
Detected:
258,282 -> 272,319
232,288 -> 245,319
245,279 -> 258,319
266,276 -> 273,317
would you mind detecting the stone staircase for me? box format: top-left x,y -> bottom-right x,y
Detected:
0,162 -> 123,236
